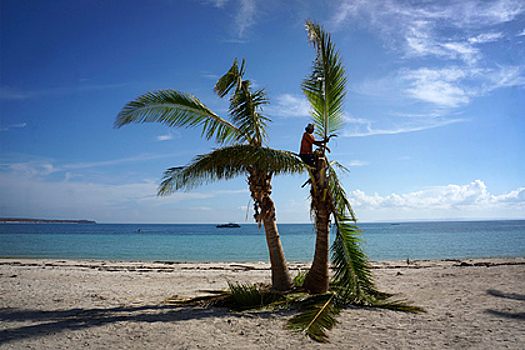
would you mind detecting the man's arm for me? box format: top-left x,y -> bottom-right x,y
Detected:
312,136 -> 331,152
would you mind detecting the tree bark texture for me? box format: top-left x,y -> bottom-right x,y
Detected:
249,170 -> 293,291
303,155 -> 332,294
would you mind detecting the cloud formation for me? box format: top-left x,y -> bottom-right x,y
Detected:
349,180 -> 525,212
332,0 -> 525,137
268,94 -> 310,118
0,123 -> 26,131
208,0 -> 258,39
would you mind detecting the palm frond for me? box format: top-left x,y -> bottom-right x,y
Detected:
330,215 -> 377,303
158,145 -> 307,195
115,89 -> 243,144
213,58 -> 246,98
213,58 -> 270,146
328,163 -> 356,221
287,293 -> 339,343
293,270 -> 307,288
229,82 -> 270,146
228,282 -> 265,310
331,217 -> 426,313
302,20 -> 346,140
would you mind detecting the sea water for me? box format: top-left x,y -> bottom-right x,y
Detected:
0,221 -> 523,262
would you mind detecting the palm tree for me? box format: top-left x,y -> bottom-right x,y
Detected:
115,59 -> 305,291
284,20 -> 426,341
162,23 -> 425,343
301,19 -> 348,294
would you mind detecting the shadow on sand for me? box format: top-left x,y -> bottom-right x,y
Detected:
0,304 -> 289,344
484,289 -> 525,320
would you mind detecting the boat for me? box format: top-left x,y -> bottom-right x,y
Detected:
216,223 -> 241,228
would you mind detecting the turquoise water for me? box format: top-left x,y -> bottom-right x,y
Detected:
0,221 -> 523,262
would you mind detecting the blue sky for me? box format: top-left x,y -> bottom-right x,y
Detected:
1,0 -> 524,223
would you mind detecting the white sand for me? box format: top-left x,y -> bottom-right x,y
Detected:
1,258 -> 523,349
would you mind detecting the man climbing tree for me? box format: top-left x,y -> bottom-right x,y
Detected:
299,123 -> 330,167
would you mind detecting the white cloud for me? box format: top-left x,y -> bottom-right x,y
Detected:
0,167 -> 248,223
468,32 -> 504,44
342,115 -> 465,138
205,0 -> 258,39
335,1 -> 524,140
236,0 -> 257,37
0,123 -> 26,131
268,94 -> 310,118
157,134 -> 173,141
0,83 -> 128,100
0,152 -> 190,183
349,180 -> 525,212
348,160 -> 368,167
401,67 -> 471,108
208,0 -> 229,8
333,0 -> 524,59
354,64 -> 524,113
157,132 -> 180,141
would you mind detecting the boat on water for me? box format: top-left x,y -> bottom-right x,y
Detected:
216,223 -> 241,228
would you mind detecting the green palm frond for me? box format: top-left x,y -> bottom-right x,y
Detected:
302,20 -> 346,141
214,58 -> 270,146
328,163 -> 356,222
331,216 -> 379,303
293,270 -> 307,287
229,82 -> 270,146
287,293 -> 340,343
328,164 -> 425,312
115,89 -> 243,144
213,58 -> 246,98
158,145 -> 306,195
228,282 -> 266,310
331,217 -> 426,313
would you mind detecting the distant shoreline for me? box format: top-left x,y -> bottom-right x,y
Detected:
0,218 -> 96,224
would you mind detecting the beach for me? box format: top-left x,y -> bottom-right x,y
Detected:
1,258 -> 523,349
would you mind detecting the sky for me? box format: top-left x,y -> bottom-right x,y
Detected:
1,0 -> 524,224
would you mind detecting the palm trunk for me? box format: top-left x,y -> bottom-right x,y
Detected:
249,170 -> 293,291
303,154 -> 332,294
261,197 -> 293,291
303,207 -> 331,294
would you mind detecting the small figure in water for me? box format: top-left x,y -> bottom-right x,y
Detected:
299,123 -> 331,167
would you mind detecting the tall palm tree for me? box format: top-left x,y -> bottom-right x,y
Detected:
301,19 -> 348,294
115,59 -> 304,291
300,20 -> 386,298
159,24 -> 424,343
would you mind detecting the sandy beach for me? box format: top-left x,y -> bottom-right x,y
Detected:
0,258 -> 523,349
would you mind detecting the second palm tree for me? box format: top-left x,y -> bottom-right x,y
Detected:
115,59 -> 305,291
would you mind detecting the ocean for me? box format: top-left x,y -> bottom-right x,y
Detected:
0,220 -> 523,262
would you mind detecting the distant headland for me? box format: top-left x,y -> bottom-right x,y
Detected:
0,218 -> 96,224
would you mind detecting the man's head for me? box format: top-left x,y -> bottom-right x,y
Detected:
305,123 -> 315,133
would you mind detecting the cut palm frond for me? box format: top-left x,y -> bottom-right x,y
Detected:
287,293 -> 339,343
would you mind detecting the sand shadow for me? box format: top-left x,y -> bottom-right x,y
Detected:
484,289 -> 525,320
484,309 -> 525,320
0,303 -> 288,345
486,289 -> 525,301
